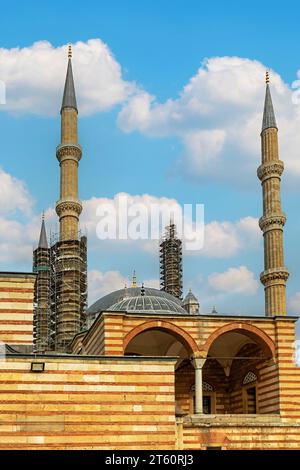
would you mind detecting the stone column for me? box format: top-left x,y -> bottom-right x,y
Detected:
192,357 -> 206,414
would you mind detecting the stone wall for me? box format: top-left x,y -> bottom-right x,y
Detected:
0,272 -> 35,347
0,355 -> 176,450
178,415 -> 300,449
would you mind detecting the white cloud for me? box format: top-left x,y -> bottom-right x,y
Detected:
2,42 -> 299,187
88,269 -> 159,304
201,216 -> 260,258
208,266 -> 259,295
0,39 -> 137,116
0,173 -> 260,266
0,168 -> 33,216
118,56 -> 300,186
288,292 -> 300,315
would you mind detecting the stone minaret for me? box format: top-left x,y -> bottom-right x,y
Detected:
160,222 -> 183,299
56,45 -> 82,241
33,215 -> 50,353
258,71 -> 289,316
53,46 -> 87,351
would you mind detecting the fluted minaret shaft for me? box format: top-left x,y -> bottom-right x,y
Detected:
56,55 -> 82,241
258,76 -> 289,316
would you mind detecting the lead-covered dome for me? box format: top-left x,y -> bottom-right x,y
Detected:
87,286 -> 187,323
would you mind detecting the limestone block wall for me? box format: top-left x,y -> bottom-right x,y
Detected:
275,320 -> 300,420
0,355 -> 176,450
179,419 -> 300,449
0,273 -> 35,346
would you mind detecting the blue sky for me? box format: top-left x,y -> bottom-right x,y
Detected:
1,0 -> 300,322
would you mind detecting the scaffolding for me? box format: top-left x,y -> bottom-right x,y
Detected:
32,246 -> 51,353
49,231 -> 87,352
160,223 -> 183,299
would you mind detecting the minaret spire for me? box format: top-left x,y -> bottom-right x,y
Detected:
38,212 -> 48,249
61,45 -> 77,113
262,70 -> 277,132
53,45 -> 87,351
258,72 -> 289,316
56,44 -> 82,241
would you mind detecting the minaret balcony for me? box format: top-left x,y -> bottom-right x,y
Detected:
55,198 -> 82,217
257,160 -> 284,182
56,143 -> 82,163
259,214 -> 286,232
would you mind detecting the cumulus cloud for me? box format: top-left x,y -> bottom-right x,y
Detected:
0,167 -> 260,266
0,39 -> 136,116
118,56 -> 300,186
78,193 -> 260,258
2,41 -> 299,186
208,266 -> 259,295
202,216 -> 260,258
0,168 -> 33,216
288,292 -> 300,315
88,269 -> 159,304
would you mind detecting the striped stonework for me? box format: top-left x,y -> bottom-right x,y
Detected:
0,355 -> 176,450
178,416 -> 300,449
0,272 -> 35,346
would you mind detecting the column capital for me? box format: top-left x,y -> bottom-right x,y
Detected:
191,356 -> 206,369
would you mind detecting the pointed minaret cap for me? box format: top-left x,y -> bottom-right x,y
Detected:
262,70 -> 277,132
38,213 -> 48,249
61,44 -> 78,113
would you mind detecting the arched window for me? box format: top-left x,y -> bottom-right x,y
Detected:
243,371 -> 258,414
243,371 -> 257,385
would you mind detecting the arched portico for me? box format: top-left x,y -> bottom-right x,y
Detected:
196,324 -> 277,415
123,320 -> 199,356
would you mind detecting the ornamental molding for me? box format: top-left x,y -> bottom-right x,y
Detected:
260,268 -> 289,285
55,199 -> 82,217
259,214 -> 286,232
56,143 -> 82,163
257,160 -> 284,181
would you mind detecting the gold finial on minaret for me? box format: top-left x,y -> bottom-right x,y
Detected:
42,210 -> 45,221
266,70 -> 270,84
132,270 -> 137,288
68,44 -> 72,59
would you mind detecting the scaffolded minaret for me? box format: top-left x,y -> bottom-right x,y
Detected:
160,222 -> 183,299
52,46 -> 87,351
33,215 -> 51,353
258,71 -> 289,316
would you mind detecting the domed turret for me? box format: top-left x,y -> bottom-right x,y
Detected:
182,289 -> 200,314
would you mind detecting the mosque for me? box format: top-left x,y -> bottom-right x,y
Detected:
0,50 -> 300,450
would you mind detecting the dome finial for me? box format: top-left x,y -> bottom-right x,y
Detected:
132,270 -> 137,288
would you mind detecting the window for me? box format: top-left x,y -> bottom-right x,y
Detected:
246,386 -> 257,414
243,371 -> 258,414
191,382 -> 215,414
203,395 -> 211,414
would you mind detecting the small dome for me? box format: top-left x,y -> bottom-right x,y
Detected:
87,286 -> 187,316
183,289 -> 199,305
